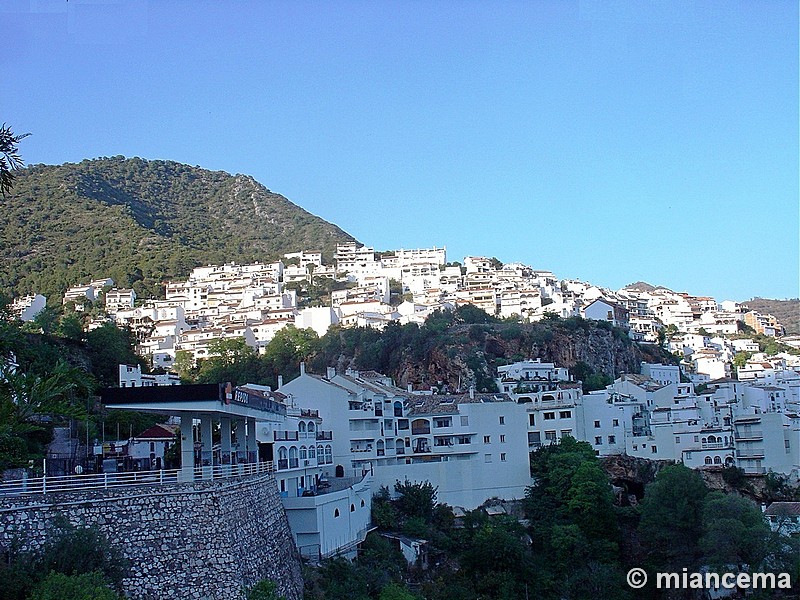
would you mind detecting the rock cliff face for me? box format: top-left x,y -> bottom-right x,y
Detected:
392,322 -> 669,392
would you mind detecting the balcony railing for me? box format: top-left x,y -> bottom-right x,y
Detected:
411,427 -> 431,435
0,461 -> 274,497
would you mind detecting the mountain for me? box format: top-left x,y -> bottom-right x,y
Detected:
0,157 -> 355,301
742,298 -> 800,335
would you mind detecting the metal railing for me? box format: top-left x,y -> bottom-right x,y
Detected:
0,461 -> 273,498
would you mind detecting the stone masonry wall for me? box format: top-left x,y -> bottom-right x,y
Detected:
0,472 -> 303,600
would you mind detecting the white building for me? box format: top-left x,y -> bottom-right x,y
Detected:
11,294 -> 46,322
279,367 -> 534,509
119,364 -> 181,387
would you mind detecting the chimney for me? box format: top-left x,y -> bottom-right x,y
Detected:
327,366 -> 336,379
300,362 -> 306,376
277,375 -> 284,388
469,386 -> 475,399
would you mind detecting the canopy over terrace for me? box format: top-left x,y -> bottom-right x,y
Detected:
100,383 -> 286,480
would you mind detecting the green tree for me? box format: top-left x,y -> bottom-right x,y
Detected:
639,464 -> 708,571
379,583 -> 417,600
172,349 -> 195,381
394,479 -> 438,522
0,123 -> 30,197
246,579 -> 285,600
28,572 -> 122,600
699,491 -> 770,571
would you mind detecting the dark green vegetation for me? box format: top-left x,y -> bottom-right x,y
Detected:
310,308 -> 675,393
742,298 -> 800,336
174,306 -> 675,396
0,300 -> 159,471
0,517 -> 126,600
0,123 -> 30,198
0,157 -> 355,301
306,440 -> 798,600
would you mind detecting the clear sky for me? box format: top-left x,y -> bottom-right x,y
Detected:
4,0 -> 798,302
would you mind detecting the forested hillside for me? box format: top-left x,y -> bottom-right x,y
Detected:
0,157 -> 355,301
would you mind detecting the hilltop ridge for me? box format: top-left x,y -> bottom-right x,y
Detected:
0,157 -> 356,301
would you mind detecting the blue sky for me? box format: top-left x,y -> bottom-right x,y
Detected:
4,0 -> 798,301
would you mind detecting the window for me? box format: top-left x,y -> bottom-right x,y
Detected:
500,453 -> 507,462
500,435 -> 506,443
544,412 -> 555,420
334,508 -> 340,517
483,436 -> 491,444
434,417 -> 452,428
529,414 -> 535,426
594,420 -> 601,428
460,416 -> 469,427
613,419 -> 619,427
595,436 -> 602,445
299,446 -> 307,460
675,436 -> 680,444
485,454 -> 492,463
350,504 -> 355,512
545,430 -> 557,442
561,429 -> 572,437
559,410 -> 571,419
704,456 -> 713,465
361,499 -> 365,507
458,436 -> 471,445
694,435 -> 699,443
608,435 -> 616,444
651,446 -> 657,454
499,416 -> 505,425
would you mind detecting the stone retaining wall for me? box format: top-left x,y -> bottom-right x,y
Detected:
0,472 -> 303,600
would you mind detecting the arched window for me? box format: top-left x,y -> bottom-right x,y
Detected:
278,447 -> 288,460
299,446 -> 307,460
309,445 -> 316,459
704,456 -> 713,465
713,456 -> 722,465
298,421 -> 306,432
360,499 -> 365,508
708,435 -> 717,444
289,447 -> 298,468
394,401 -> 403,417
325,445 -> 332,463
317,445 -> 324,462
334,508 -> 340,518
701,438 -> 707,444
307,421 -> 316,432
350,504 -> 355,512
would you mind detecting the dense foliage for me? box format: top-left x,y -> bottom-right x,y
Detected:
306,440 -> 799,600
0,517 -> 126,600
0,157 -> 355,301
0,299 -> 159,470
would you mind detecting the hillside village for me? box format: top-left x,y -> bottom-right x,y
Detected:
9,244 -> 799,497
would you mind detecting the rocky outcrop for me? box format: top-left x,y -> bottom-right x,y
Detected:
394,321 -> 670,392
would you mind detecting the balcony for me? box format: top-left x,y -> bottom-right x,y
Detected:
289,458 -> 299,469
278,459 -> 289,470
411,426 -> 431,436
316,431 -> 333,441
274,431 -> 299,442
736,449 -> 765,459
735,430 -> 763,441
